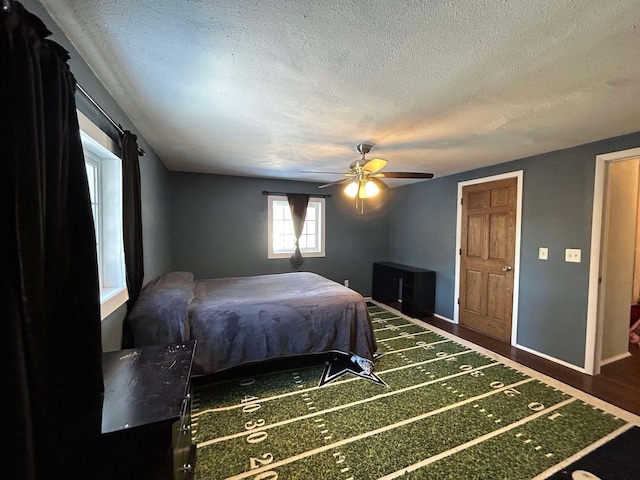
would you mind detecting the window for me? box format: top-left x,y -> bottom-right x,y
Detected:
78,111 -> 128,319
268,195 -> 325,259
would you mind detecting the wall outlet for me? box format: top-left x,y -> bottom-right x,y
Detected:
538,247 -> 548,260
344,279 -> 349,288
565,248 -> 581,263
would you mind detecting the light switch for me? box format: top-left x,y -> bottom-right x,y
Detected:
565,248 -> 581,263
538,247 -> 548,260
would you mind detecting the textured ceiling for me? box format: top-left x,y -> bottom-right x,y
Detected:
42,0 -> 640,186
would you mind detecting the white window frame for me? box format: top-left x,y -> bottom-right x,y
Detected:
267,195 -> 326,259
84,151 -> 102,280
78,110 -> 129,320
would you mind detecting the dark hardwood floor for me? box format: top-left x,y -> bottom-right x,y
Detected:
417,315 -> 640,417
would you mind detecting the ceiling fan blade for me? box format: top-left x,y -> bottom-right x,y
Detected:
362,158 -> 388,173
301,171 -> 350,174
368,177 -> 388,189
318,178 -> 350,188
377,172 -> 434,179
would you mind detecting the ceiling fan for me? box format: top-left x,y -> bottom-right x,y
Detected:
304,143 -> 434,212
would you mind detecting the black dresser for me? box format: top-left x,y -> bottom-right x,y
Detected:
101,341 -> 196,480
372,262 -> 436,317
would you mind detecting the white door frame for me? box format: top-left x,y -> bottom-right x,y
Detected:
586,147 -> 640,375
453,170 -> 524,345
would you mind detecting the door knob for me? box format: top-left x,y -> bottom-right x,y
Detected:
502,265 -> 512,272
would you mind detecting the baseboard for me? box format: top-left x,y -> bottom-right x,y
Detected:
600,351 -> 632,366
514,342 -> 589,374
433,313 -> 454,323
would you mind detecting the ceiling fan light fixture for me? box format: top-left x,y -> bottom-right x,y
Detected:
311,143 -> 433,213
344,180 -> 359,198
364,179 -> 380,198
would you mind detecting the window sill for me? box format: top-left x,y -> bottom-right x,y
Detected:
100,286 -> 129,320
268,252 -> 325,259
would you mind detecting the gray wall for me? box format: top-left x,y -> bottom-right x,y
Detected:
170,173 -> 389,296
25,0 -> 174,350
388,131 -> 640,368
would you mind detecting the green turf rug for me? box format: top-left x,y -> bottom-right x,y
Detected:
191,302 -> 640,479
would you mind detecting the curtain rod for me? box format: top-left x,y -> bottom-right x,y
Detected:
76,83 -> 146,156
262,190 -> 331,198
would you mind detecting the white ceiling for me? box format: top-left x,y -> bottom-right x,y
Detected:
42,0 -> 640,186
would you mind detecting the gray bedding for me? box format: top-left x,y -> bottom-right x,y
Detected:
126,271 -> 377,376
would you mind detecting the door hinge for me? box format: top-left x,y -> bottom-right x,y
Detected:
457,297 -> 460,305
459,248 -> 462,255
460,197 -> 463,205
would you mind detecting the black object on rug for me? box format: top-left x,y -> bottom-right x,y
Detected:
318,353 -> 387,387
546,426 -> 640,480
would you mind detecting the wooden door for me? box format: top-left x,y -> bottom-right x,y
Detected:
459,178 -> 517,341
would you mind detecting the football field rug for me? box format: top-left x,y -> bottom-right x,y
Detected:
190,301 -> 640,480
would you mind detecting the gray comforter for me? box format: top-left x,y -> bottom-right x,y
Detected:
125,271 -> 376,375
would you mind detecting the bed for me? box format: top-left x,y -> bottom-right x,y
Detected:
125,271 -> 377,376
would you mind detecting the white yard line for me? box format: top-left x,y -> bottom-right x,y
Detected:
197,362 -> 507,447
223,378 -> 535,479
192,347 -> 474,417
382,338 -> 451,355
378,398 -> 577,479
373,323 -> 415,332
376,330 -> 433,342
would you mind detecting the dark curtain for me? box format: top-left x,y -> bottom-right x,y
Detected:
121,130 -> 144,309
1,2 -> 103,479
120,131 -> 144,349
287,194 -> 310,267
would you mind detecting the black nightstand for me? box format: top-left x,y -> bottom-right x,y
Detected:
101,341 -> 196,480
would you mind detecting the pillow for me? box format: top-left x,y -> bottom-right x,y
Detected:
124,271 -> 194,347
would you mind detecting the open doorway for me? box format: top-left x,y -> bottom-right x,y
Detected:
599,157 -> 640,366
587,146 -> 640,375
